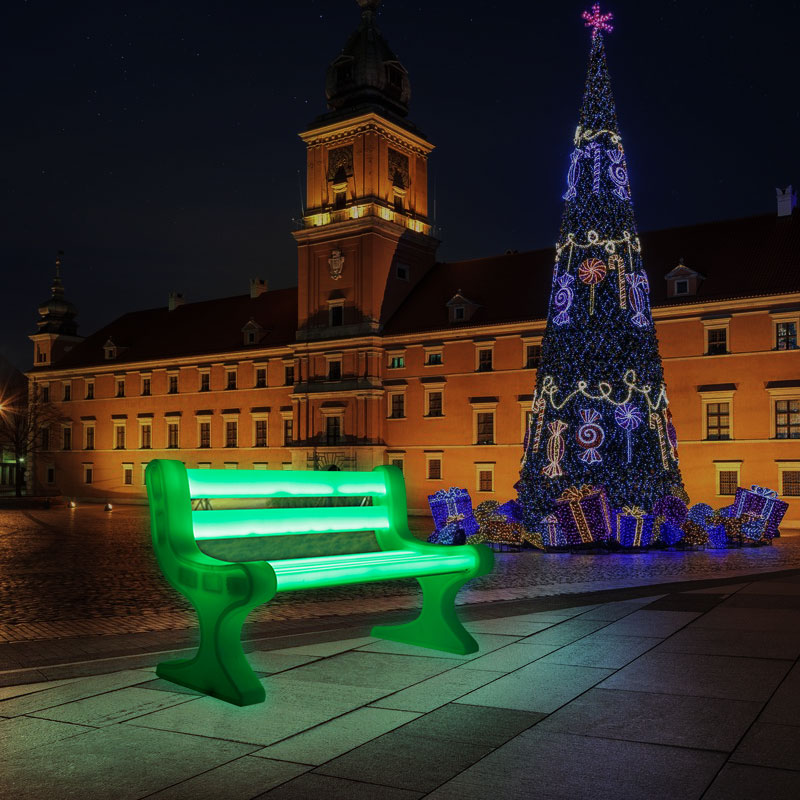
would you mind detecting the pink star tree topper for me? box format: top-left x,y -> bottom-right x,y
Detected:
582,3 -> 614,38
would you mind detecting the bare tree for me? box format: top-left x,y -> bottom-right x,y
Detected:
0,378 -> 66,497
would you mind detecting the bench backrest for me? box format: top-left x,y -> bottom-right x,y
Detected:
146,460 -> 411,568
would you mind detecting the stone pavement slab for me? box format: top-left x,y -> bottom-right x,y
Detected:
0,714 -> 93,759
730,721 -> 800,771
521,617 -> 612,645
536,632 -> 660,669
759,661 -> 800,725
598,651 -> 793,701
536,686 -> 762,751
254,773 -> 424,799
701,763 -> 800,800
356,631 -> 515,661
424,728 -> 727,800
456,641 -> 559,672
2,723 -> 257,800
656,625 -> 800,660
594,608 -> 700,637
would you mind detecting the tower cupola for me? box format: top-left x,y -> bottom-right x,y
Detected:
325,0 -> 410,120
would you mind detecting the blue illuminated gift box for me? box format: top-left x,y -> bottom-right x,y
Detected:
428,487 -> 479,538
613,506 -> 655,547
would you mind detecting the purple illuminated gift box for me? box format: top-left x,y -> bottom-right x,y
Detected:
613,507 -> 655,547
552,485 -> 612,545
706,523 -> 728,549
733,485 -> 788,540
658,520 -> 685,546
428,487 -> 479,538
540,514 -> 566,548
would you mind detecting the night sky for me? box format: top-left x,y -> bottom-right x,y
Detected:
2,0 -> 798,370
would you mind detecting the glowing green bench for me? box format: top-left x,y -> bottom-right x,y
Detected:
145,459 -> 493,706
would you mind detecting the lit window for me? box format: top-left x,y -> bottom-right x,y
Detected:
718,470 -> 738,496
777,322 -> 798,351
389,355 -> 405,369
477,349 -> 493,372
706,402 -> 730,440
476,412 -> 494,444
707,328 -> 727,355
389,394 -> 405,418
782,470 -> 800,496
775,399 -> 800,439
426,352 -> 443,366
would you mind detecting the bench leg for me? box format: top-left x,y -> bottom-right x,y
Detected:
371,572 -> 479,655
157,598 -> 265,706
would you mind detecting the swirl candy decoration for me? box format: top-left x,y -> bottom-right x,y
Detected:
542,420 -> 568,478
608,253 -> 626,309
553,273 -> 575,326
606,147 -> 629,200
614,402 -> 643,463
563,147 -> 582,201
579,257 -> 607,315
626,271 -> 650,328
576,408 -> 604,464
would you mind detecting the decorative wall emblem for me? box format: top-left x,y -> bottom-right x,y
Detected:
327,146 -> 353,181
387,147 -> 410,188
328,249 -> 345,281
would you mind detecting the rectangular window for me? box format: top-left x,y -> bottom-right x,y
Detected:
427,458 -> 442,480
776,399 -> 800,439
675,279 -> 689,295
254,419 -> 267,447
85,427 -> 95,450
41,428 -> 50,450
718,470 -> 738,496
255,368 -> 267,388
168,375 -> 178,394
123,465 -> 133,486
390,394 -> 405,418
706,402 -> 730,440
199,372 -> 210,392
389,355 -> 405,369
707,328 -> 727,355
226,370 -> 237,390
199,421 -> 211,448
83,465 -> 93,485
390,458 -> 404,474
46,466 -> 55,484
167,423 -> 179,449
477,349 -> 493,372
782,470 -> 800,496
478,469 -> 494,492
116,379 -> 125,398
141,377 -> 150,396
453,306 -> 465,321
776,321 -> 798,351
330,305 -> 344,326
526,344 -> 542,369
328,360 -> 341,381
85,381 -> 94,400
326,416 -> 341,445
283,419 -> 293,446
62,427 -> 72,450
41,385 -> 49,402
226,420 -> 238,448
63,383 -> 71,401
284,365 -> 294,385
114,425 -> 126,450
141,424 -> 152,449
426,352 -> 443,366
427,391 -> 443,417
477,412 -> 494,444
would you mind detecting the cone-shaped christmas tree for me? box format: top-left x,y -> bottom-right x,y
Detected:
517,5 -> 684,532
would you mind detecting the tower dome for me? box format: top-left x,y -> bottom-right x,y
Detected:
325,0 -> 410,118
36,251 -> 78,336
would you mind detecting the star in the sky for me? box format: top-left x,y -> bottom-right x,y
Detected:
582,3 -> 614,38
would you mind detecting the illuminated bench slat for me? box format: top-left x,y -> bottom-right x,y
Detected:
146,459 -> 493,707
191,506 -> 391,539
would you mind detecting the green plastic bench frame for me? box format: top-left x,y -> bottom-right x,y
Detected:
146,459 -> 494,706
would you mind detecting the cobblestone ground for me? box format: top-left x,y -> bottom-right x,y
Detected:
1,505 -> 798,641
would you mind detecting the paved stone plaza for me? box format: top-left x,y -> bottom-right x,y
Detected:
1,505 -> 799,643
2,575 -> 800,799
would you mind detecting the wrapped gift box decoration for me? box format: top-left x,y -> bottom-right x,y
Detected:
613,505 -> 655,547
553,485 -> 613,545
682,520 -> 709,547
733,485 -> 788,539
428,487 -> 479,537
427,520 -> 466,546
653,494 -> 688,525
497,499 -> 524,525
706,522 -> 728,549
659,519 -> 685,546
540,514 -> 565,548
472,500 -> 528,549
688,503 -> 714,526
742,513 -> 769,543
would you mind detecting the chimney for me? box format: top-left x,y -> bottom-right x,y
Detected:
250,278 -> 268,298
776,186 -> 796,217
168,291 -> 184,311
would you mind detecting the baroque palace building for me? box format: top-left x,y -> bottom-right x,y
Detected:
26,1 -> 800,520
